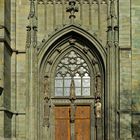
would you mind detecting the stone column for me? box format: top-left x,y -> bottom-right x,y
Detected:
26,1 -> 38,140
106,0 -> 119,139
0,0 -> 12,139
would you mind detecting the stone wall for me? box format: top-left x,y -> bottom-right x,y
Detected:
0,0 -> 140,139
11,0 -> 28,139
0,0 -> 12,139
37,0 -> 108,46
119,0 -> 132,139
132,1 -> 140,139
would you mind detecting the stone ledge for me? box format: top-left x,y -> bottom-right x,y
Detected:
118,138 -> 135,140
117,109 -> 132,114
117,109 -> 140,115
0,107 -> 25,115
0,138 -> 12,140
132,111 -> 140,115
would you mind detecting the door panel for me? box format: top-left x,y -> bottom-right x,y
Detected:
55,106 -> 90,140
75,106 -> 90,140
55,106 -> 70,140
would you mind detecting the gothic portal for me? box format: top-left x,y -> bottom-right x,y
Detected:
0,0 -> 140,140
38,28 -> 106,140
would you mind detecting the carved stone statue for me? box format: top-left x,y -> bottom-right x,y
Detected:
95,98 -> 102,118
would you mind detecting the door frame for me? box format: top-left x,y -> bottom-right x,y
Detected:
50,98 -> 96,140
26,25 -> 111,140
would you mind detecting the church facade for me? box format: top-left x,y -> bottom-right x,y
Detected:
0,0 -> 140,139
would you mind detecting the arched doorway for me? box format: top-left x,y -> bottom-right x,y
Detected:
38,26 -> 106,140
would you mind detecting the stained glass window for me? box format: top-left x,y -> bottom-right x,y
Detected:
55,51 -> 90,96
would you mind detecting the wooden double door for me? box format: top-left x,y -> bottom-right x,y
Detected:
55,105 -> 91,140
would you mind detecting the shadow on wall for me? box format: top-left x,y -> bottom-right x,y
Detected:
0,87 -> 3,95
132,120 -> 140,139
120,90 -> 131,110
4,111 -> 12,138
131,85 -> 140,139
120,88 -> 140,139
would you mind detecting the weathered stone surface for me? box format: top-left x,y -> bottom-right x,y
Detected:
131,1 -> 140,139
0,0 -> 140,139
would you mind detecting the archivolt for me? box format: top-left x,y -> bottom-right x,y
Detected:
38,24 -> 107,73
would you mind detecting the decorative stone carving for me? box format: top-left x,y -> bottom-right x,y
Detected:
107,25 -> 113,47
110,0 -> 116,18
92,57 -> 98,65
70,103 -> 76,123
83,0 -> 89,4
92,0 -> 98,4
44,76 -> 49,97
47,60 -> 53,65
33,26 -> 37,47
37,0 -> 45,4
95,74 -> 101,98
28,0 -> 36,19
43,76 -> 51,127
26,25 -> 31,30
114,25 -> 119,46
69,38 -> 76,45
66,0 -> 79,23
83,46 -> 89,54
43,97 -> 51,127
56,48 -> 62,53
94,97 -> 101,118
47,0 -> 53,4
56,0 -> 62,4
94,73 -> 102,118
101,0 -> 107,4
26,26 -> 31,48
107,0 -> 118,48
26,0 -> 37,48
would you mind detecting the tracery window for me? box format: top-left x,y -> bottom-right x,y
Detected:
55,50 -> 91,96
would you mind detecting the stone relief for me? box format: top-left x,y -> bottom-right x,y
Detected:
95,74 -> 102,118
43,76 -> 51,127
94,97 -> 102,118
37,0 -> 109,5
95,74 -> 101,98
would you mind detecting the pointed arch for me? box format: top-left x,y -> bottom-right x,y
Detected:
37,25 -> 107,140
38,24 -> 107,72
51,48 -> 93,97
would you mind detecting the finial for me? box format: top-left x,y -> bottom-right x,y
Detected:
110,0 -> 116,18
66,0 -> 78,23
26,0 -> 38,48
28,0 -> 36,19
